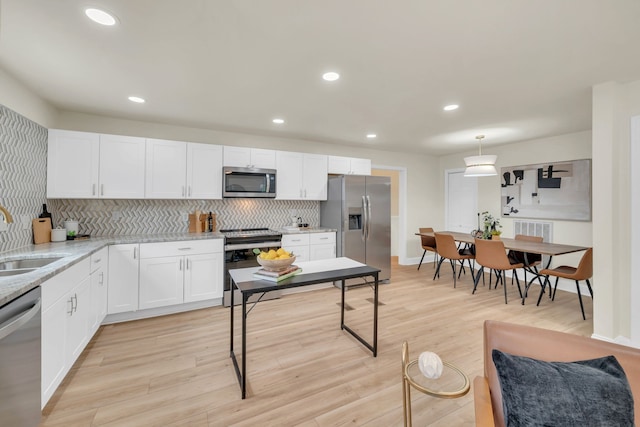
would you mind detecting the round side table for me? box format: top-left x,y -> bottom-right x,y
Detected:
402,341 -> 470,427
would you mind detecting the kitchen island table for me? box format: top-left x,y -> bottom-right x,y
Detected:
229,257 -> 380,398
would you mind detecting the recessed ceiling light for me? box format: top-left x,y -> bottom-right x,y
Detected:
272,118 -> 285,124
85,8 -> 117,26
322,72 -> 340,82
444,104 -> 459,111
128,96 -> 145,103
366,134 -> 377,139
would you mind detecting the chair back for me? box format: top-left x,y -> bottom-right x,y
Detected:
510,234 -> 543,264
574,248 -> 593,280
419,227 -> 436,249
434,233 -> 459,259
514,234 -> 543,243
475,238 -> 521,270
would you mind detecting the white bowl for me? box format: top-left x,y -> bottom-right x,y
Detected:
256,255 -> 296,272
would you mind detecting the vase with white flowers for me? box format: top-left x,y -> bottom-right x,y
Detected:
481,211 -> 502,240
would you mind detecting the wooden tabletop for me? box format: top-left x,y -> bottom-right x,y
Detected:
416,231 -> 590,256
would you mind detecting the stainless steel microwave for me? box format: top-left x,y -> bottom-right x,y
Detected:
223,167 -> 276,198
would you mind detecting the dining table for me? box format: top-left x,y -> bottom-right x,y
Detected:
416,230 -> 590,302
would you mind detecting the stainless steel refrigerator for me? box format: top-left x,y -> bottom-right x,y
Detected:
320,175 -> 391,284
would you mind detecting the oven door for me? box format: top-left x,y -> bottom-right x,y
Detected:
223,243 -> 282,306
223,167 -> 276,198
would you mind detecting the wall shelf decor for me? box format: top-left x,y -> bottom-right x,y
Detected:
501,159 -> 591,221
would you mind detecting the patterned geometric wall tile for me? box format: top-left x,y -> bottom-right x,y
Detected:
48,198 -> 320,236
0,105 -> 48,253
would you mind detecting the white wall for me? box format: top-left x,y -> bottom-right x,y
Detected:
592,79 -> 640,347
0,68 -> 58,127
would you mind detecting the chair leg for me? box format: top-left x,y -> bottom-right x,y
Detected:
586,279 -> 593,297
433,256 -> 446,280
502,271 -> 508,304
472,267 -> 484,294
552,277 -> 559,301
433,252 -> 438,268
576,280 -> 586,320
537,276 -> 550,306
417,250 -> 427,270
451,260 -> 457,288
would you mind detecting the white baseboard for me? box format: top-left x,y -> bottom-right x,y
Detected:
103,298 -> 222,324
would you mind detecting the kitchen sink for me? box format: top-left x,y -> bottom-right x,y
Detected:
0,268 -> 38,277
0,257 -> 63,271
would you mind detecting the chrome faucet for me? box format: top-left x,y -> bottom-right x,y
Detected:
0,205 -> 13,224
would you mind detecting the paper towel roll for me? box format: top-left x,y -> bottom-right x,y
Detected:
418,351 -> 443,379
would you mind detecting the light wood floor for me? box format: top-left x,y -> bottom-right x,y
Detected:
40,259 -> 592,427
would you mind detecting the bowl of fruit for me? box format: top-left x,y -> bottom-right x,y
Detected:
255,248 -> 296,272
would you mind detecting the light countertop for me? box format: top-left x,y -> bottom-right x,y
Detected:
0,232 -> 224,306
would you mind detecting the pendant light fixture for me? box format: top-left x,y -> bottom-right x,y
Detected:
464,135 -> 497,177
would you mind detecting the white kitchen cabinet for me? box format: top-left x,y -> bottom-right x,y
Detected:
47,129 -> 100,198
41,257 -> 91,407
327,155 -> 371,175
99,134 -> 146,198
47,130 -> 146,199
146,139 -> 223,199
139,240 -> 223,310
309,232 -> 337,260
223,146 -> 276,169
187,143 -> 223,199
282,234 -> 311,262
276,151 -> 328,200
89,247 -> 108,335
107,244 -> 140,314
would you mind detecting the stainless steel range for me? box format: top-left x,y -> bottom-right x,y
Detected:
222,228 -> 282,306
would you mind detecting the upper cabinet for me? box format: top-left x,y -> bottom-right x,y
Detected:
276,151 -> 328,200
47,130 -> 146,199
146,138 -> 222,199
223,146 -> 276,169
327,156 -> 371,175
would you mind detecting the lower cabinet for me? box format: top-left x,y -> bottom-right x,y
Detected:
89,247 -> 108,335
139,240 -> 223,310
41,258 -> 92,407
107,244 -> 140,314
282,232 -> 336,262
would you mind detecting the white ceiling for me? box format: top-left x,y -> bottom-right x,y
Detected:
1,0 -> 640,156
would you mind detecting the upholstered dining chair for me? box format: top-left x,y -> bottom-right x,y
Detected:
433,232 -> 475,287
417,227 -> 438,270
473,238 -> 524,304
537,248 -> 593,320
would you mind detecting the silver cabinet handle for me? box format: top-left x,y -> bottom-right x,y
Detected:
99,271 -> 104,285
319,237 -> 329,240
133,247 -> 137,259
101,184 -> 104,196
181,186 -> 185,197
0,298 -> 41,340
188,186 -> 192,197
73,293 -> 78,313
178,247 -> 192,251
92,184 -> 96,196
179,259 -> 183,271
186,258 -> 190,270
93,258 -> 101,263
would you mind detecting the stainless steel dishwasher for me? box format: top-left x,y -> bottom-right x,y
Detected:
0,286 -> 42,426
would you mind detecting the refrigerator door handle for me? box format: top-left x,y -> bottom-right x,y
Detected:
366,195 -> 372,240
361,195 -> 367,242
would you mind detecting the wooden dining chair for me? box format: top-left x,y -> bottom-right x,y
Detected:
417,227 -> 438,270
473,238 -> 524,304
433,233 -> 474,288
537,248 -> 593,320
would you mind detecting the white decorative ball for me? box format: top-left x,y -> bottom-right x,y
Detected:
418,351 -> 443,379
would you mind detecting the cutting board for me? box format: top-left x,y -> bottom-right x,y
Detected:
33,218 -> 52,244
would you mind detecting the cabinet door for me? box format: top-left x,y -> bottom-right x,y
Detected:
184,252 -> 224,302
327,156 -> 351,175
107,244 -> 140,314
276,151 -> 303,200
350,158 -> 372,175
145,138 -> 187,199
90,267 -> 107,334
47,129 -> 100,198
310,243 -> 336,261
250,148 -> 276,169
302,154 -> 328,200
187,143 -> 223,199
139,256 -> 184,309
99,134 -> 146,198
66,276 -> 91,365
223,146 -> 251,167
41,296 -> 68,407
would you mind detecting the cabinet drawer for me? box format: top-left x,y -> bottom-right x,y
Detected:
42,258 -> 90,310
90,247 -> 108,273
139,239 -> 222,258
282,234 -> 309,247
310,232 -> 335,245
